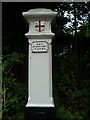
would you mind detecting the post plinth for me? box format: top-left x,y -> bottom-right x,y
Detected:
22,8 -> 57,120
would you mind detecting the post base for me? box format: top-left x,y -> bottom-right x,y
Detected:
25,107 -> 56,120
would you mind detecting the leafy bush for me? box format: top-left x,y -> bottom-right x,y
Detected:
2,52 -> 26,120
56,106 -> 75,119
53,49 -> 90,119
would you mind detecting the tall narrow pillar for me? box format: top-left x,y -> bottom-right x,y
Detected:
22,8 -> 57,120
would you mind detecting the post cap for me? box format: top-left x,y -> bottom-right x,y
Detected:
22,8 -> 57,22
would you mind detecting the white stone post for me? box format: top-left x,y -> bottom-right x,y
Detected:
22,8 -> 57,120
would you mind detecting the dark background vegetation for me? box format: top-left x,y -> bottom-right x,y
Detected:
2,2 -> 90,120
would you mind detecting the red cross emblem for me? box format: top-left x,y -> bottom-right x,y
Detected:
35,21 -> 45,32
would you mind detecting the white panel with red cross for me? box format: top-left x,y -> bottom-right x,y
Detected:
35,21 -> 45,32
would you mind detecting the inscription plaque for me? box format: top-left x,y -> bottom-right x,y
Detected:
31,41 -> 48,52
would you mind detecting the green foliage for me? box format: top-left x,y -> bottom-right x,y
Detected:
56,106 -> 85,120
56,106 -> 75,119
2,52 -> 26,120
2,52 -> 24,73
53,45 -> 90,119
78,22 -> 90,37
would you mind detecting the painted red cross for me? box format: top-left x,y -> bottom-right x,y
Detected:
35,21 -> 45,32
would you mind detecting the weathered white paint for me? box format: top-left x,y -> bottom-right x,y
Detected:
22,8 -> 57,107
